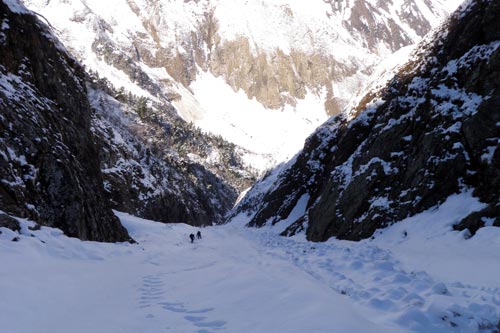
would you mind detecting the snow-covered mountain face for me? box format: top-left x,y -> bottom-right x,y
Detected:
21,0 -> 458,166
230,0 -> 500,241
0,0 -> 465,240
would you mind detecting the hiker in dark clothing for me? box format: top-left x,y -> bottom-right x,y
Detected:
189,233 -> 195,243
196,231 -> 202,239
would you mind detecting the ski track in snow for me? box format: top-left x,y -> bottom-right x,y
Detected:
1,209 -> 499,333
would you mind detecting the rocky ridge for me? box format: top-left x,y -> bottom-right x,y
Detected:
231,0 -> 500,241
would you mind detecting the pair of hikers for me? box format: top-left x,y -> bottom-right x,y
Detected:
189,230 -> 202,243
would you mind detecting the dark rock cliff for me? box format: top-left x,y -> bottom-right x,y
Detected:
232,0 -> 500,241
0,1 -> 130,242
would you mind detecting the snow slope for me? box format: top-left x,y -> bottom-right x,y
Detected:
189,70 -> 328,166
1,194 -> 499,333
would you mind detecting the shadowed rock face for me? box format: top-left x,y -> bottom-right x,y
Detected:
0,2 -> 130,242
234,0 -> 500,241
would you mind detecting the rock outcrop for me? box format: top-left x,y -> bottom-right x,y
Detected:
232,0 -> 500,241
205,0 -> 447,115
0,1 -> 131,241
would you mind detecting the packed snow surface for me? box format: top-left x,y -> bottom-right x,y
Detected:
1,191 -> 499,333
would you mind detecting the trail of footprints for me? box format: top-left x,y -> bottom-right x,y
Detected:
139,275 -> 165,309
138,274 -> 227,332
257,232 -> 500,332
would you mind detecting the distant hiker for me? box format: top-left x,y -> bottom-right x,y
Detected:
196,231 -> 202,239
189,233 -> 195,243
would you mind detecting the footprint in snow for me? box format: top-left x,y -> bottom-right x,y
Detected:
159,302 -> 215,314
184,315 -> 227,329
159,302 -> 188,313
159,301 -> 225,330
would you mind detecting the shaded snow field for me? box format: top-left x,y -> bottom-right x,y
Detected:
1,191 -> 499,333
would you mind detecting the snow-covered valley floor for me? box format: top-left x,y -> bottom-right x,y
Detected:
1,193 -> 500,333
